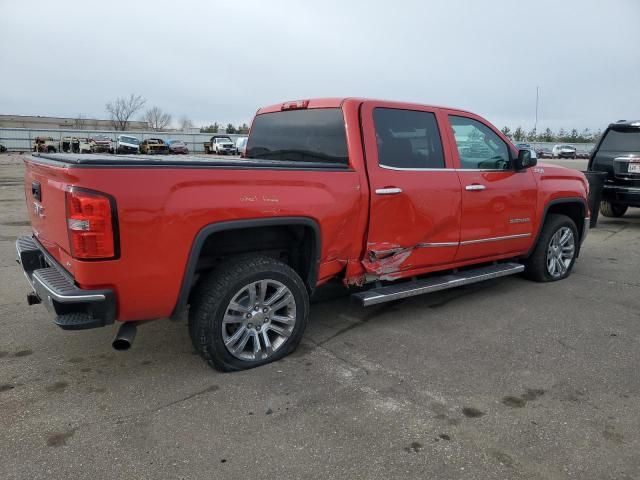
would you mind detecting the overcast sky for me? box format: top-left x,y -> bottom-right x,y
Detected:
1,0 -> 638,131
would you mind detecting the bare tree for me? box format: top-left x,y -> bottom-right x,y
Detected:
179,116 -> 194,131
74,114 -> 87,130
105,94 -> 146,131
145,106 -> 172,131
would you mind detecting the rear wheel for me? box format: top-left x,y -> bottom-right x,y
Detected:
600,201 -> 628,218
189,256 -> 309,371
524,214 -> 578,282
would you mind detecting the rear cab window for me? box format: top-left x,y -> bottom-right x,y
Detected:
246,108 -> 348,165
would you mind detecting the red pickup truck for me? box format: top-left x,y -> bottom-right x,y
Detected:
17,98 -> 590,371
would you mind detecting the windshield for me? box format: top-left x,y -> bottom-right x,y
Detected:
121,136 -> 139,145
246,108 -> 348,164
215,138 -> 232,143
599,128 -> 640,152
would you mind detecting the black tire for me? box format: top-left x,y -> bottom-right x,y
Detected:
600,201 -> 628,218
189,256 -> 309,372
524,214 -> 578,282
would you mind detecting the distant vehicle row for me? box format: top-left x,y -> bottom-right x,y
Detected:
515,142 -> 591,159
31,135 -> 249,155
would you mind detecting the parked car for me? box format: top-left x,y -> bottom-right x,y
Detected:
204,135 -> 236,155
91,135 -> 114,154
588,119 -> 640,218
17,97 -> 590,372
576,149 -> 591,159
536,147 -> 552,159
116,135 -> 140,154
140,138 -> 169,155
33,136 -> 58,153
552,144 -> 577,159
166,139 -> 189,154
236,136 -> 248,156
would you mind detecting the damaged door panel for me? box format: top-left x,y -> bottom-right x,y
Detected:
359,102 -> 462,280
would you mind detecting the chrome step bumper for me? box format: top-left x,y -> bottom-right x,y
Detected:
352,262 -> 525,307
16,236 -> 116,330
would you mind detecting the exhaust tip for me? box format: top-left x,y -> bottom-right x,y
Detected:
112,338 -> 132,351
112,322 -> 137,351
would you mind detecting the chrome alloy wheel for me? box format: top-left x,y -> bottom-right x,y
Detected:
222,279 -> 297,361
546,226 -> 575,278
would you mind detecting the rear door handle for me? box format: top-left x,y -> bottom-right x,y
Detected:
375,187 -> 403,195
465,184 -> 486,191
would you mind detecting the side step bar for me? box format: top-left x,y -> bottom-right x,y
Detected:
352,262 -> 525,307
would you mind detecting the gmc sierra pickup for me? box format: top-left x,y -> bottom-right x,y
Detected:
16,98 -> 590,371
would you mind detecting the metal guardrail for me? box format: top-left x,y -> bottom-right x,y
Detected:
0,128 -> 247,153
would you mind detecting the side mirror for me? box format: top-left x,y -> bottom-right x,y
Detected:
514,149 -> 537,170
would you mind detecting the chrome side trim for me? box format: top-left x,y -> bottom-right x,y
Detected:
379,164 -> 511,172
417,241 -> 459,248
459,233 -> 531,245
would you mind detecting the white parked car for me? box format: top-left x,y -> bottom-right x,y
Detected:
116,135 -> 140,154
213,136 -> 237,155
552,144 -> 577,159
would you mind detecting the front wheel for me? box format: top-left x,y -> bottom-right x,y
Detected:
600,201 -> 628,218
524,214 -> 578,282
189,256 -> 309,371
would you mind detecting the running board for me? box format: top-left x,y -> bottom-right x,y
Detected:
352,262 -> 525,307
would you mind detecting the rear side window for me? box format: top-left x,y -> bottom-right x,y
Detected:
373,108 -> 445,169
599,129 -> 640,151
247,108 -> 348,165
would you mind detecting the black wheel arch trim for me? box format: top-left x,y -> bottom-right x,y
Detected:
526,197 -> 588,258
171,217 -> 321,320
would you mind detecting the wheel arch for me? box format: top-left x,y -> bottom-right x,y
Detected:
171,217 -> 321,319
527,197 -> 587,257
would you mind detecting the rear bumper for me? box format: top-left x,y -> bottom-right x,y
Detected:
16,236 -> 116,330
602,184 -> 640,206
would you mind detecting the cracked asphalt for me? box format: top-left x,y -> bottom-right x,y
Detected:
1,154 -> 639,479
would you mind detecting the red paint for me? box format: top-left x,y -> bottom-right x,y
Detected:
22,98 -> 589,323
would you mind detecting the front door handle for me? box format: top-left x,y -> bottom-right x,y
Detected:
375,187 -> 403,195
465,184 -> 486,191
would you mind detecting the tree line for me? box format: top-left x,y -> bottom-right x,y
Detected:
200,123 -> 249,134
103,94 -> 247,133
500,126 -> 602,144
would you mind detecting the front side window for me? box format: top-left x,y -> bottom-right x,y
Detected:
449,116 -> 510,170
373,108 -> 445,169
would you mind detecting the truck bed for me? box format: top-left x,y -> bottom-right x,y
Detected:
30,153 -> 349,170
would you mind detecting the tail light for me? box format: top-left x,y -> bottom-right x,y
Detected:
65,188 -> 119,260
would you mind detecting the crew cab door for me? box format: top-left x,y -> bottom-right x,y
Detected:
361,102 -> 462,277
441,112 -> 538,261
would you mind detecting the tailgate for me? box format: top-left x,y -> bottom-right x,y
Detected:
24,157 -> 72,264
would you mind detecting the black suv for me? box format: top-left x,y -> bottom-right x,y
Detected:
589,120 -> 640,217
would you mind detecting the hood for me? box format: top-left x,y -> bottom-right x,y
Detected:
536,162 -> 588,187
